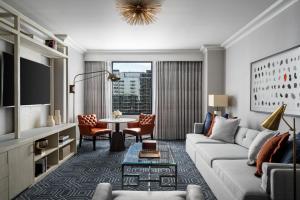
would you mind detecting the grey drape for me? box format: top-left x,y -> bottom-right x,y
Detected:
155,61 -> 202,140
84,61 -> 107,119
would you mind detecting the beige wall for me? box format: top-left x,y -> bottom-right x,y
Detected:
225,2 -> 300,131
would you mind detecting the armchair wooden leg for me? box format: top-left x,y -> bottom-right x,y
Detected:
79,135 -> 82,147
136,135 -> 139,143
139,136 -> 142,142
109,133 -> 112,143
93,136 -> 96,151
151,134 -> 153,140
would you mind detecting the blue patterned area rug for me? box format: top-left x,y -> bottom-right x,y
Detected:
16,140 -> 216,200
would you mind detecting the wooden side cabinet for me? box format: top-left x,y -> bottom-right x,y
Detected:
0,152 -> 9,200
8,142 -> 34,199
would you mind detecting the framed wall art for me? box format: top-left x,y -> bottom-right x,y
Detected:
250,45 -> 300,116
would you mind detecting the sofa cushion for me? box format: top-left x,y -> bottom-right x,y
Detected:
186,134 -> 225,145
213,160 -> 269,200
112,191 -> 186,200
234,127 -> 260,149
195,143 -> 248,167
209,116 -> 240,143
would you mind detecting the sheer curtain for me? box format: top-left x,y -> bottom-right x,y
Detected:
84,61 -> 112,119
154,61 -> 202,140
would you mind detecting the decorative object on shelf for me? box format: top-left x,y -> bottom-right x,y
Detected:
261,104 -> 297,200
59,135 -> 70,143
54,110 -> 61,125
116,0 -> 162,25
142,140 -> 157,150
208,94 -> 228,116
70,70 -> 120,122
47,115 -> 55,127
45,39 -> 57,50
35,139 -> 49,155
59,144 -> 71,160
35,157 -> 47,177
112,110 -> 122,119
251,45 -> 300,116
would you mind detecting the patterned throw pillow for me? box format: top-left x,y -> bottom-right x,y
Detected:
255,132 -> 290,177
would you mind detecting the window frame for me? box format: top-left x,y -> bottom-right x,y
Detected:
112,61 -> 153,115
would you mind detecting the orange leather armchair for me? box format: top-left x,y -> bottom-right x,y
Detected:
123,114 -> 156,142
78,114 -> 112,150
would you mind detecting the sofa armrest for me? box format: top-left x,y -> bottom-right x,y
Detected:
270,168 -> 300,200
261,162 -> 294,194
92,183 -> 112,200
186,185 -> 204,200
193,123 -> 204,134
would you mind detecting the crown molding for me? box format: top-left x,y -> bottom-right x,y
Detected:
85,49 -> 202,54
55,34 -> 86,53
222,0 -> 298,49
200,45 -> 224,54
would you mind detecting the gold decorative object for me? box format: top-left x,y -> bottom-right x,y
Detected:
261,104 -> 297,200
116,0 -> 162,25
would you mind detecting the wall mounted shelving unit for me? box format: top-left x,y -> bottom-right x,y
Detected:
0,1 -> 76,199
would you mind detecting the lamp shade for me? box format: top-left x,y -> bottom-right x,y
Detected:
261,104 -> 286,131
208,95 -> 228,107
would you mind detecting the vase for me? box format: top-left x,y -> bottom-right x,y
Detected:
47,115 -> 55,127
54,110 -> 61,125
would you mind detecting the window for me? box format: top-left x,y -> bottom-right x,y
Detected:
112,62 -> 152,115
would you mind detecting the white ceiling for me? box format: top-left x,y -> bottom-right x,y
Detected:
4,0 -> 276,50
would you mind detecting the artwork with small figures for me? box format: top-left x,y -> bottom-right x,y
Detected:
251,45 -> 300,116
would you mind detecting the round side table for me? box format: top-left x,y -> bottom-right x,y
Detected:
100,118 -> 136,152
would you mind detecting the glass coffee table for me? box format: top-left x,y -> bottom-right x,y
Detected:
122,142 -> 177,191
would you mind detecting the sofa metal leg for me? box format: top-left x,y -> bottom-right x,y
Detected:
93,136 -> 96,151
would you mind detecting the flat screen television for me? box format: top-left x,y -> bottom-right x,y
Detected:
1,52 -> 50,106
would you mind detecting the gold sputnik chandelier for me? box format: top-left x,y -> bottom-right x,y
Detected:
116,0 -> 162,25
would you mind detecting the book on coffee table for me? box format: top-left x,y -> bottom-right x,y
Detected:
139,150 -> 161,158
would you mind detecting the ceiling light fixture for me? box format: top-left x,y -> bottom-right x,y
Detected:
116,0 -> 162,25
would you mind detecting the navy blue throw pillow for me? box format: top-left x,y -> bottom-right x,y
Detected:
202,112 -> 213,134
280,133 -> 300,164
222,113 -> 229,119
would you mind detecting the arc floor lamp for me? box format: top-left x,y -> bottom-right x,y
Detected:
261,104 -> 297,200
69,70 -> 120,122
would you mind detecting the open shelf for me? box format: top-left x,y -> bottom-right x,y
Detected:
59,152 -> 75,164
20,34 -> 67,59
34,164 -> 58,182
34,147 -> 57,162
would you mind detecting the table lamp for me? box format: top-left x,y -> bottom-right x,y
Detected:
208,94 -> 228,116
261,104 -> 297,200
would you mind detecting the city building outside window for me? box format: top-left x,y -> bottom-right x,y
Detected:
112,62 -> 152,115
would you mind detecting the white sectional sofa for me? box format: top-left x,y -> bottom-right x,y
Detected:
186,124 -> 300,200
92,183 -> 204,200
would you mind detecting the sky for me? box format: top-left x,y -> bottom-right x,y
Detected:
113,62 -> 152,72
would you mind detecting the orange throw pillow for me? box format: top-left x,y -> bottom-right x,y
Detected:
255,132 -> 289,177
206,114 -> 215,137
